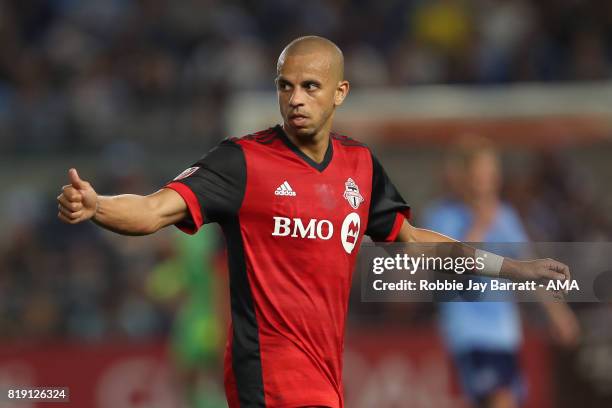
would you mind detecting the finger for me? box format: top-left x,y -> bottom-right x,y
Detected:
68,168 -> 86,189
543,269 -> 567,281
548,260 -> 571,294
58,204 -> 83,220
559,263 -> 571,281
61,185 -> 83,202
547,258 -> 569,274
57,195 -> 83,212
58,211 -> 81,224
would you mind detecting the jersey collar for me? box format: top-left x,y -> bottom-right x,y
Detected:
276,124 -> 334,173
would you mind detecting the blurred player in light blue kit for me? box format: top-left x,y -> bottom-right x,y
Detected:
423,138 -> 580,408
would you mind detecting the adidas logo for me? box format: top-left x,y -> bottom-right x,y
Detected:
274,181 -> 296,196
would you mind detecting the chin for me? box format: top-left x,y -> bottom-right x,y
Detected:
287,123 -> 316,138
294,127 -> 315,137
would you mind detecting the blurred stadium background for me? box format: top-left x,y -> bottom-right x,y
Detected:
1,0 -> 612,407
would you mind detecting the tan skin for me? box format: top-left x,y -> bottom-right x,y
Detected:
57,36 -> 570,291
275,39 -> 348,163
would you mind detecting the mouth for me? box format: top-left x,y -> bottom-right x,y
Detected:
289,113 -> 309,127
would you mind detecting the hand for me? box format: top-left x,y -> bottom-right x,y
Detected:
57,168 -> 98,224
502,258 -> 571,283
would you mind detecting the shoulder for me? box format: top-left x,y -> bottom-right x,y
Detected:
193,136 -> 247,171
424,199 -> 466,220
196,137 -> 245,165
497,203 -> 522,223
422,199 -> 467,232
493,202 -> 529,241
331,131 -> 368,149
229,127 -> 280,147
330,132 -> 378,171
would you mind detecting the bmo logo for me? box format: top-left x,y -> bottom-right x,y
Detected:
272,217 -> 333,240
272,213 -> 361,254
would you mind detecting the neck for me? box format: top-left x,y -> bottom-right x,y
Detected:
282,121 -> 332,164
465,193 -> 499,209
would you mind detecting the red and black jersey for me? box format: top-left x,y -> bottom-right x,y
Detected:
165,125 -> 410,408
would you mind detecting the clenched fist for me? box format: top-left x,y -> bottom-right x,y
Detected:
512,258 -> 571,282
57,168 -> 98,224
501,257 -> 572,298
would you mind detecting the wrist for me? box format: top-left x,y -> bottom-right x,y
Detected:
474,248 -> 505,277
91,197 -> 100,220
499,258 -> 521,280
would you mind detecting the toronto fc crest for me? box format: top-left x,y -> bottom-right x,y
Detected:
343,178 -> 364,209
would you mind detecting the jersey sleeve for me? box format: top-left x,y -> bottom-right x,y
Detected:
366,152 -> 411,242
164,139 -> 246,234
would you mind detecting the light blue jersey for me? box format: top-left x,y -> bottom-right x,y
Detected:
423,200 -> 529,353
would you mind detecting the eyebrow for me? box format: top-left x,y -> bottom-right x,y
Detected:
302,79 -> 322,86
275,76 -> 322,86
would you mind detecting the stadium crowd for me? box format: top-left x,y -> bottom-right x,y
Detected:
0,0 -> 611,153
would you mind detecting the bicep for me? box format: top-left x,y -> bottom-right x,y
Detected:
148,188 -> 189,230
395,219 -> 417,242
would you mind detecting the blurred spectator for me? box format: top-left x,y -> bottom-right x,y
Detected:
505,150 -> 612,241
423,137 -> 580,408
0,0 -> 611,153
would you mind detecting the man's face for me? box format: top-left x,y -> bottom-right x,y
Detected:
465,152 -> 501,198
276,54 -> 340,137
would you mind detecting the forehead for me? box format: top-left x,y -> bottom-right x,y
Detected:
467,152 -> 498,169
277,53 -> 332,81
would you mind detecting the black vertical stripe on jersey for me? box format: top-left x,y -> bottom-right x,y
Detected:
366,151 -> 411,241
222,217 -> 265,407
331,133 -> 366,147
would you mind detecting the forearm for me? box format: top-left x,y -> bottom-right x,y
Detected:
92,194 -> 163,236
59,169 -> 189,235
407,226 -> 460,243
395,219 -> 568,282
399,224 -> 476,260
398,221 -> 518,278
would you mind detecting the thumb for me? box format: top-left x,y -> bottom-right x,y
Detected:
68,168 -> 86,189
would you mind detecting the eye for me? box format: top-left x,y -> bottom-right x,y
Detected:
277,81 -> 291,91
305,82 -> 319,91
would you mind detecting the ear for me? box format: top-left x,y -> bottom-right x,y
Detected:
334,80 -> 350,106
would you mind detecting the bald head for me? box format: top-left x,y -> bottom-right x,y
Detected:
275,36 -> 349,140
277,36 -> 344,82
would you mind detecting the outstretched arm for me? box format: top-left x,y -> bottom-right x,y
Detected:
57,168 -> 188,235
395,218 -> 570,283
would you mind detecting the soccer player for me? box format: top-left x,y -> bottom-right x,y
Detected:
57,36 -> 570,408
424,140 -> 579,408
147,227 -> 227,408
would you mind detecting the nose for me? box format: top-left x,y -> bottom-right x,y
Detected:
289,87 -> 305,108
